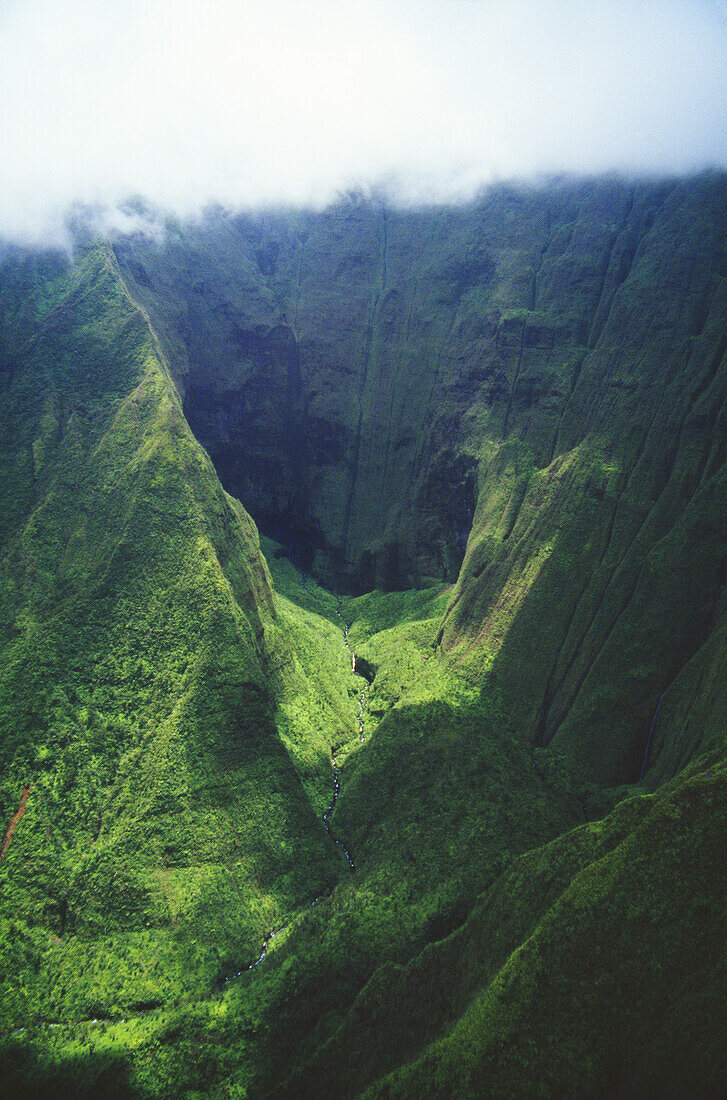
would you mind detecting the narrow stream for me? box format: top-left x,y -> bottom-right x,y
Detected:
225,557 -> 365,982
322,757 -> 355,870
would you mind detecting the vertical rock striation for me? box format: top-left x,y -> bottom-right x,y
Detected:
115,173 -> 727,783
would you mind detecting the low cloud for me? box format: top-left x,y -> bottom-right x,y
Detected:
2,0 -> 727,243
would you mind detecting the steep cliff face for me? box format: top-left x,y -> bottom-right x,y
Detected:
443,176 -> 727,785
2,176 -> 727,1098
115,174 -> 727,784
0,244 -> 343,1025
112,179 -> 670,591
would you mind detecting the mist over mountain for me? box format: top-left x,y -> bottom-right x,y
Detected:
3,0 -> 727,243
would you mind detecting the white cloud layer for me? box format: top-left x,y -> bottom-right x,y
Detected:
2,0 -> 727,242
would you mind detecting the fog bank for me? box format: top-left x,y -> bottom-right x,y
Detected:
2,0 -> 727,243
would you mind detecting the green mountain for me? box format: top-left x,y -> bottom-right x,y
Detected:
0,174 -> 726,1098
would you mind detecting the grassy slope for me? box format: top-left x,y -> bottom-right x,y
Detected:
0,246 -> 347,1036
1,177 -> 727,1098
0,560 -> 583,1098
258,536 -> 364,812
275,751 -> 727,1100
369,754 -> 727,1100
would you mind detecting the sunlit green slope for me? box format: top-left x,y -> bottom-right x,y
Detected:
1,172 -> 727,1099
0,245 -> 348,1030
0,569 -> 583,1098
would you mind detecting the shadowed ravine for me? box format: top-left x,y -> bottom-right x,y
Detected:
4,184 -> 727,1099
225,561 -> 363,983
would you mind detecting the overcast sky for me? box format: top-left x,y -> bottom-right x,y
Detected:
2,0 -> 727,242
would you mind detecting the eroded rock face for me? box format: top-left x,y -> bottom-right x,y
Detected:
113,181 -> 649,591
184,322 -> 304,541
114,175 -> 727,782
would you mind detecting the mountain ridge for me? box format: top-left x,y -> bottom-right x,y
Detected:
114,173 -> 727,786
0,175 -> 726,1097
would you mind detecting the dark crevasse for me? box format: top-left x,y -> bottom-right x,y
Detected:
183,323 -> 304,529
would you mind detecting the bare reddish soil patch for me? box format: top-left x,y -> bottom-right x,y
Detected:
1,785 -> 32,860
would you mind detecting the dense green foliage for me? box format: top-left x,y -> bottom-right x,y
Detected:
280,753 -> 727,1100
115,175 -> 727,786
0,247 -> 346,1037
1,176 -> 726,1097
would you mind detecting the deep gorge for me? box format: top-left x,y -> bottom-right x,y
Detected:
0,173 -> 726,1098
115,172 -> 727,786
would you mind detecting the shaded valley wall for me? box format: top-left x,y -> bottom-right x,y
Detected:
114,174 -> 727,783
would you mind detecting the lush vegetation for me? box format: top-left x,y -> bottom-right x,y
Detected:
1,176 -> 726,1097
283,752 -> 727,1100
0,247 -> 344,1041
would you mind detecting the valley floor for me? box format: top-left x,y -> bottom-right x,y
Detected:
3,540 -> 724,1099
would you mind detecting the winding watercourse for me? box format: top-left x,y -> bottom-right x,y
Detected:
224,562 -> 368,982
